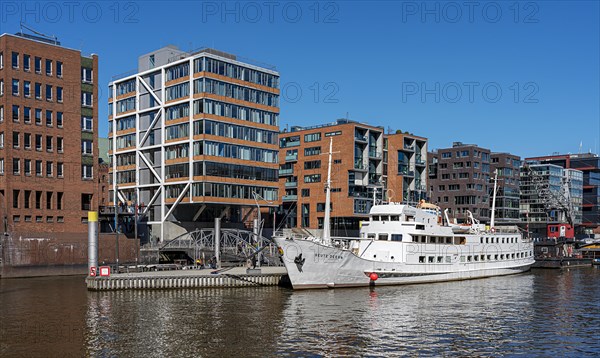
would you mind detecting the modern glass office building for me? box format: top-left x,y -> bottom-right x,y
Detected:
108,46 -> 280,242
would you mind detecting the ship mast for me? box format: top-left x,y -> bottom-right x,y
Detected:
490,169 -> 498,229
323,137 -> 333,246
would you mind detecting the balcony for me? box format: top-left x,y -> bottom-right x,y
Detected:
282,195 -> 298,201
403,144 -> 415,151
285,153 -> 298,162
285,181 -> 298,188
355,134 -> 367,142
368,150 -> 382,159
399,166 -> 414,176
354,159 -> 366,170
415,157 -> 426,166
279,168 -> 294,176
281,140 -> 300,148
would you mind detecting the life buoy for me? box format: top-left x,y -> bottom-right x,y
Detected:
491,227 -> 496,233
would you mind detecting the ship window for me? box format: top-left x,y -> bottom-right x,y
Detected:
502,238 -> 505,243
430,236 -> 436,244
486,238 -> 489,244
378,234 -> 388,241
445,256 -> 451,263
391,215 -> 399,221
416,224 -> 425,230
487,255 -> 491,260
480,255 -> 485,261
428,256 -> 434,263
367,233 -> 376,240
460,256 -> 465,262
436,256 -> 443,263
480,237 -> 483,244
495,254 -> 498,260
474,256 -> 479,261
391,256 -> 394,260
381,216 -> 390,221
446,237 -> 451,244
511,253 -> 515,259
372,215 -> 379,221
406,215 -> 414,222
467,256 -> 472,262
501,254 -> 505,259
391,234 -> 402,242
419,256 -> 425,263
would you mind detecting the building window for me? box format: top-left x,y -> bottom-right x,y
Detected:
34,57 -> 41,73
0,106 -> 3,122
304,160 -> 321,170
82,140 -> 93,155
0,52 -> 3,68
46,162 -> 53,177
12,190 -> 20,208
12,132 -> 19,148
12,52 -> 19,68
57,163 -> 64,178
35,191 -> 42,209
24,159 -> 31,176
35,160 -> 42,176
82,92 -> 93,107
304,146 -> 321,156
12,79 -> 19,96
82,67 -> 93,83
301,189 -> 310,197
57,112 -> 63,127
56,61 -> 63,77
13,158 -> 20,175
0,132 -> 3,148
24,133 -> 31,149
46,192 -> 53,209
24,81 -> 30,97
24,190 -> 31,209
35,109 -> 42,125
12,105 -> 19,121
57,137 -> 63,152
45,85 -> 52,101
23,54 -> 30,71
304,174 -> 321,183
46,136 -> 53,152
35,134 -> 42,151
0,158 -> 4,174
57,87 -> 63,102
82,165 -> 93,179
46,110 -> 53,126
46,59 -> 52,76
35,83 -> 41,99
82,116 -> 93,131
304,133 -> 321,142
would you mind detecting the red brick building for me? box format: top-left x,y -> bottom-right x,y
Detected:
278,120 -> 427,234
0,32 -> 99,233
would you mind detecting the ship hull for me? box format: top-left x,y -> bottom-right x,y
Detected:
274,237 -> 534,289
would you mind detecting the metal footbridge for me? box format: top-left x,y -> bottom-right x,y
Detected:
159,228 -> 281,266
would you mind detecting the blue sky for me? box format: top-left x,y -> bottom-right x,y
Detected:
1,1 -> 598,157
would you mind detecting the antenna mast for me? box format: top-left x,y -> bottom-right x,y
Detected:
323,138 -> 333,246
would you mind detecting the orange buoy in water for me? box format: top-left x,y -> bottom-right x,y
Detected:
369,273 -> 378,281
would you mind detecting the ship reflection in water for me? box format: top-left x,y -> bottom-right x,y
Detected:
1,269 -> 599,357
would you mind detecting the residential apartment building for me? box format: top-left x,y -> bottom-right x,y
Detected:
525,153 -> 600,233
0,32 -> 99,233
278,120 -> 427,233
519,162 -> 583,237
108,46 -> 280,241
429,142 -> 492,223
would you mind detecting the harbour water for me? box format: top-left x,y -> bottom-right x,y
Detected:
1,268 -> 599,357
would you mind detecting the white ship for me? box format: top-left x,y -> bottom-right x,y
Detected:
273,139 -> 534,289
